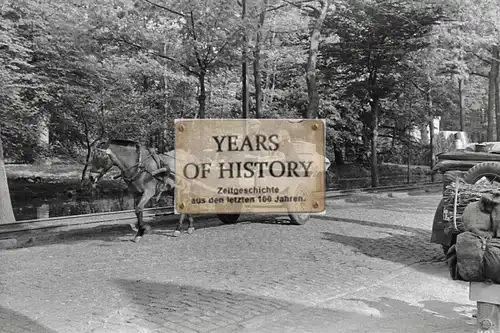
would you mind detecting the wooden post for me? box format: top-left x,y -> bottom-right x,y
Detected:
470,282 -> 500,332
241,0 -> 249,119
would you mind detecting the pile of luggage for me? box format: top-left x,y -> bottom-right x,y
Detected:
447,189 -> 500,283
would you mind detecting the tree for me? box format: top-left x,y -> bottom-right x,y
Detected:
97,0 -> 243,119
320,0 -> 442,186
0,1 -> 47,163
282,0 -> 331,118
0,2 -> 33,223
252,0 -> 269,118
0,133 -> 15,224
442,0 -> 500,140
303,0 -> 330,119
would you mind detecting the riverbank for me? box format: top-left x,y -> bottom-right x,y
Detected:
5,161 -> 436,199
6,162 -> 126,201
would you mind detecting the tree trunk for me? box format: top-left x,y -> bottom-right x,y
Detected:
407,129 -> 411,184
305,0 -> 329,119
334,148 -> 343,165
81,142 -> 92,183
197,71 -> 206,119
253,0 -> 268,119
391,124 -> 396,148
39,113 -> 49,150
487,45 -> 498,141
420,124 -> 430,145
262,32 -> 275,112
495,45 -> 500,139
241,0 -> 249,119
429,119 -> 435,181
269,63 -> 277,106
427,89 -> 435,182
459,77 -> 465,132
0,132 -> 15,224
370,96 -> 380,187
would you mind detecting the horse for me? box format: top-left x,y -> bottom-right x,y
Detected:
83,139 -> 194,242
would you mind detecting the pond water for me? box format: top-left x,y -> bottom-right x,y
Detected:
11,192 -> 174,222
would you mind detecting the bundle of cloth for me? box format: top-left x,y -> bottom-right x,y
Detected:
448,190 -> 500,283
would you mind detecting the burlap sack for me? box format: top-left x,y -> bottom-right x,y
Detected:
455,231 -> 487,282
461,201 -> 493,238
446,245 -> 463,281
490,200 -> 500,238
484,238 -> 500,283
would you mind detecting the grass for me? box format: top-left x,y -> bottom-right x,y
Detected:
5,163 -> 84,181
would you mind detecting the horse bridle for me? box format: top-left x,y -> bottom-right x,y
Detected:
86,148 -> 111,184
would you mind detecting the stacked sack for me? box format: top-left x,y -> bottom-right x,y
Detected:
448,190 -> 500,283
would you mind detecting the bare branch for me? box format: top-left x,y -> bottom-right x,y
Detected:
282,0 -> 316,11
410,80 -> 426,93
305,4 -> 321,15
266,4 -> 288,12
118,37 -> 200,76
270,28 -> 309,33
188,10 -> 204,69
470,71 -> 489,78
469,50 -> 492,64
141,0 -> 185,17
440,68 -> 489,79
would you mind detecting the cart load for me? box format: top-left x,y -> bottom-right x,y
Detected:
442,178 -> 500,233
443,178 -> 500,283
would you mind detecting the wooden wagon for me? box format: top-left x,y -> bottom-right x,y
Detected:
163,141 -> 330,225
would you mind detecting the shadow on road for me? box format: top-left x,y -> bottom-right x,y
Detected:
0,306 -> 57,333
113,279 -> 472,333
317,215 -> 444,265
346,297 -> 475,326
9,216 -> 227,249
316,215 -> 424,234
9,213 -> 297,250
338,195 -> 440,215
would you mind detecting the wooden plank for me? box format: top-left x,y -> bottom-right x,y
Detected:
470,282 -> 500,305
0,206 -> 173,227
0,213 -> 156,234
0,208 -> 173,234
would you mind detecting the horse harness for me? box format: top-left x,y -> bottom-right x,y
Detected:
107,144 -> 170,188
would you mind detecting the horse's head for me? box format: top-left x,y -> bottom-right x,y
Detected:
82,142 -> 114,188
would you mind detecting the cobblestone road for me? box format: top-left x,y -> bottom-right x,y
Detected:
1,194 -> 476,332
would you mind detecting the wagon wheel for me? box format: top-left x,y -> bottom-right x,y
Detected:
463,162 -> 500,185
216,203 -> 242,224
217,213 -> 240,224
288,183 -> 311,225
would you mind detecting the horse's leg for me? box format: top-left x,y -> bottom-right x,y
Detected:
130,193 -> 141,232
187,214 -> 195,234
133,189 -> 155,242
173,214 -> 185,237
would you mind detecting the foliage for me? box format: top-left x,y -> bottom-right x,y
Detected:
0,0 -> 498,172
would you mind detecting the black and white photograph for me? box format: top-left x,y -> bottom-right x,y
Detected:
1,0 -> 499,332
